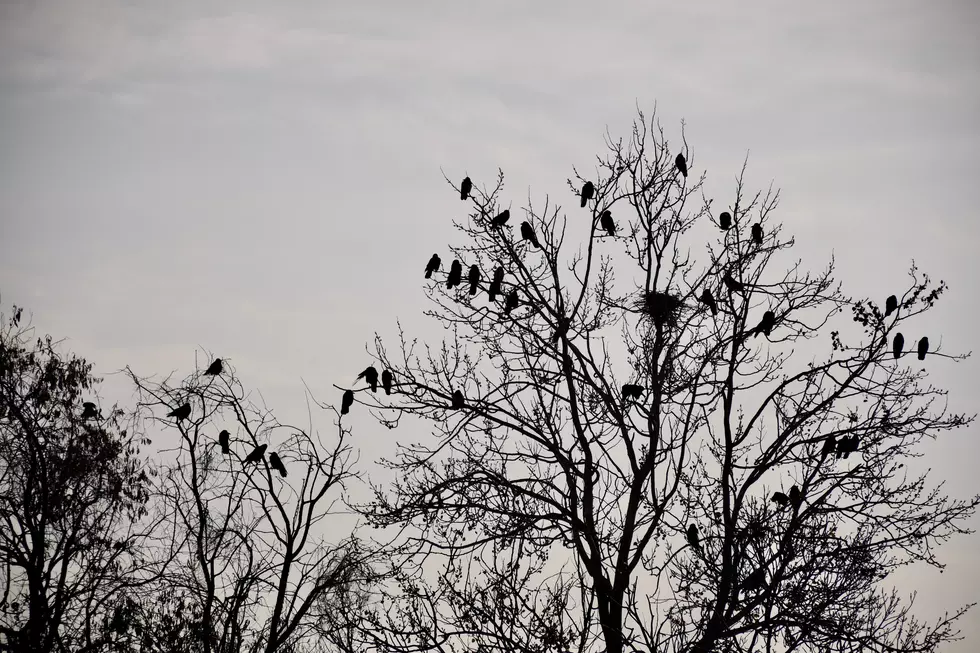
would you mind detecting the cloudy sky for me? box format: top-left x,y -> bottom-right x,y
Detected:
1,0 -> 978,647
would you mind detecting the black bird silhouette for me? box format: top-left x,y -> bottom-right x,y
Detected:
424,253 -> 441,279
81,402 -> 98,419
751,223 -> 763,246
341,389 -> 354,415
269,452 -> 287,478
357,366 -> 379,392
621,384 -> 645,400
244,443 -> 267,464
835,435 -> 850,460
580,181 -> 595,208
821,435 -> 837,461
447,260 -> 463,289
771,492 -> 789,508
699,288 -> 718,316
719,211 -> 732,230
382,369 -> 393,395
723,272 -> 745,294
753,310 -> 776,338
675,153 -> 688,178
742,567 -> 767,592
520,221 -> 541,249
504,290 -> 519,315
686,524 -> 700,549
205,358 -> 223,375
488,267 -> 505,302
599,210 -> 616,236
789,485 -> 802,510
490,209 -> 510,228
451,390 -> 465,409
917,336 -> 929,361
884,294 -> 898,317
468,265 -> 480,296
218,429 -> 230,454
460,176 -> 472,200
892,332 -> 904,360
167,403 -> 192,422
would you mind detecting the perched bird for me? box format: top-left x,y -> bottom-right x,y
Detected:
892,333 -> 904,360
341,390 -> 354,415
917,336 -> 929,361
789,485 -> 802,510
771,492 -> 790,508
675,153 -> 688,178
460,176 -> 472,200
699,288 -> 718,316
167,403 -> 192,422
269,452 -> 287,478
820,435 -> 837,461
447,260 -> 463,289
424,253 -> 441,279
884,295 -> 898,318
751,223 -> 763,246
742,567 -> 767,592
504,290 -> 519,315
686,524 -> 700,549
723,272 -> 745,294
204,358 -> 223,376
622,384 -> 645,400
719,212 -> 732,230
835,435 -> 850,460
451,390 -> 465,409
753,311 -> 776,338
580,181 -> 595,208
468,265 -> 480,296
244,443 -> 267,464
490,209 -> 510,228
599,210 -> 616,236
218,429 -> 230,454
488,268 -> 505,302
81,402 -> 98,420
357,366 -> 379,392
520,221 -> 541,249
382,369 -> 394,395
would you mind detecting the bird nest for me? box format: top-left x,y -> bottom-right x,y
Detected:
633,290 -> 684,327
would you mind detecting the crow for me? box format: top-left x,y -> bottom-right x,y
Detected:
204,358 -> 223,375
468,265 -> 480,296
917,336 -> 929,361
820,435 -> 837,461
451,390 -> 465,409
520,221 -> 541,249
81,402 -> 98,420
460,176 -> 472,200
218,430 -> 230,454
892,333 -> 904,360
835,435 -> 850,460
675,153 -> 688,178
488,268 -> 505,302
884,294 -> 898,317
357,366 -> 379,392
505,290 -> 519,315
699,288 -> 718,316
771,492 -> 789,508
167,403 -> 192,422
599,210 -> 616,236
580,181 -> 595,208
622,384 -> 645,400
269,452 -> 287,478
719,211 -> 732,230
742,567 -> 767,593
751,223 -> 763,246
382,369 -> 393,395
723,272 -> 745,294
490,209 -> 510,228
686,524 -> 700,549
447,260 -> 463,289
244,443 -> 267,464
341,389 -> 354,415
753,310 -> 776,338
424,253 -> 441,279
789,485 -> 802,510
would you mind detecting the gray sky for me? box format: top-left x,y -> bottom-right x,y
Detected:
1,0 -> 978,648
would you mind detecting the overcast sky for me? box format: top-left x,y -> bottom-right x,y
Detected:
1,0 -> 978,648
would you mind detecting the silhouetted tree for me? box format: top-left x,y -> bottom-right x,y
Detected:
347,109 -> 977,653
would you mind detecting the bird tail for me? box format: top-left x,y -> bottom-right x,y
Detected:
425,270 -> 432,279
581,196 -> 587,208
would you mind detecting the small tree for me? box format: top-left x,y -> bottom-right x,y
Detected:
0,303 -> 164,653
346,109 -> 978,653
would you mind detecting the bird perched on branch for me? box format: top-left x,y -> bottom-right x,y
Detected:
167,403 -> 191,422
675,153 -> 688,178
505,290 -> 519,315
490,210 -> 510,228
269,452 -> 287,478
719,211 -> 732,230
742,567 -> 767,593
521,222 -> 541,249
580,181 -> 595,208
723,272 -> 745,294
218,429 -> 230,454
820,435 -> 837,461
771,492 -> 789,508
205,358 -> 223,376
81,402 -> 98,420
751,223 -> 763,246
699,288 -> 718,316
488,268 -> 505,302
884,295 -> 898,317
244,443 -> 267,464
424,253 -> 441,279
451,390 -> 465,409
341,389 -> 354,415
468,265 -> 480,296
686,524 -> 700,549
447,260 -> 463,289
460,176 -> 472,200
382,369 -> 393,395
917,336 -> 929,361
599,210 -> 616,236
621,384 -> 645,400
789,485 -> 802,510
357,366 -> 379,392
752,311 -> 776,338
892,333 -> 904,360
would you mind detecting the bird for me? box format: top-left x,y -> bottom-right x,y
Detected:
917,336 -> 929,361
341,389 -> 354,415
382,369 -> 394,395
675,153 -> 688,178
835,435 -> 850,460
789,485 -> 802,510
424,253 -> 441,279
751,223 -> 763,246
81,402 -> 98,420
771,492 -> 789,508
752,311 -> 776,338
204,358 -> 223,376
488,268 -> 505,302
451,390 -> 465,409
722,272 -> 745,294
167,403 -> 191,422
490,209 -> 510,228
621,384 -> 645,400
218,430 -> 230,454
244,443 -> 267,464
742,567 -> 767,592
460,176 -> 472,200
468,265 -> 480,296
892,333 -> 904,360
357,366 -> 379,392
504,290 -> 519,315
599,210 -> 616,236
686,524 -> 700,549
719,212 -> 732,230
269,452 -> 287,478
447,260 -> 463,289
520,222 -> 541,249
884,295 -> 898,318
820,435 -> 837,461
580,181 -> 595,208
699,288 -> 718,316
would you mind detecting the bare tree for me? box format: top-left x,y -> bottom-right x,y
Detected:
0,303 -> 168,653
345,109 -> 978,653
